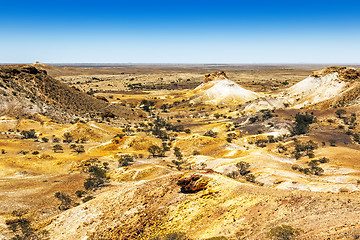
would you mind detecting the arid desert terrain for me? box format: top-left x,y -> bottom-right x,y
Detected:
1,63 -> 360,239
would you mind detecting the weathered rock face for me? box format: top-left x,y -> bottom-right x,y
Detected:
285,66 -> 360,109
0,64 -> 135,122
310,66 -> 360,82
177,173 -> 209,193
204,71 -> 228,83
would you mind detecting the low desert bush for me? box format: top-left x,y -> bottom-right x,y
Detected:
267,225 -> 301,240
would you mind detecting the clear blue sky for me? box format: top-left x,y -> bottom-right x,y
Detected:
1,0 -> 360,64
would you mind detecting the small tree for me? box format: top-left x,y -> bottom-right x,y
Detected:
292,112 -> 315,135
172,147 -> 185,170
63,132 -> 73,143
119,154 -> 134,167
204,130 -> 217,138
174,147 -> 183,161
73,145 -> 85,154
235,161 -> 251,176
54,192 -> 72,210
148,144 -> 162,157
84,176 -> 105,190
5,210 -> 48,239
21,129 -> 37,139
53,144 -> 63,153
84,164 -> 108,191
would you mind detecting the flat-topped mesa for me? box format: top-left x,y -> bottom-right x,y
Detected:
310,66 -> 360,82
204,71 -> 228,83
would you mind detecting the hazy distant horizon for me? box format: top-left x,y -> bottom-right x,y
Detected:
0,62 -> 360,67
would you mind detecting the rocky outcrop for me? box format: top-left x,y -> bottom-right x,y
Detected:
177,173 -> 209,193
204,71 -> 228,83
191,72 -> 260,105
286,66 -> 360,109
310,66 -> 360,82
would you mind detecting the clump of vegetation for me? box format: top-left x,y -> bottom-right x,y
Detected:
172,147 -> 186,170
82,159 -> 109,191
140,99 -> 155,112
82,196 -> 94,202
204,129 -> 217,138
292,157 -> 328,176
291,139 -> 318,159
148,144 -> 163,157
5,210 -> 48,240
267,225 -> 301,240
351,132 -> 360,144
291,112 -> 315,135
192,150 -> 200,155
248,109 -> 275,124
152,232 -> 190,240
335,109 -> 346,118
54,192 -> 73,210
73,145 -> 85,154
75,190 -> 86,198
226,161 -> 258,184
21,129 -> 37,139
52,144 -> 63,153
118,154 -> 134,167
226,132 -> 237,143
63,132 -> 73,143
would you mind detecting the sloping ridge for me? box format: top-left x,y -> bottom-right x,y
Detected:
285,66 -> 360,109
0,65 -> 130,122
190,72 -> 260,105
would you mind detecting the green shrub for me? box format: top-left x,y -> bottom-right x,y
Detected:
83,161 -> 109,191
235,161 -> 250,176
6,210 -> 48,239
267,225 -> 301,240
118,154 -> 134,167
82,196 -> 94,202
148,144 -> 163,157
63,132 -> 73,143
75,190 -> 86,198
204,130 -> 217,138
245,174 -> 256,183
84,176 -> 105,190
291,112 -> 315,135
73,145 -> 85,154
21,129 -> 37,139
54,192 -> 72,210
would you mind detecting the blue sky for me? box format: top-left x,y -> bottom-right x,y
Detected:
1,0 -> 360,63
